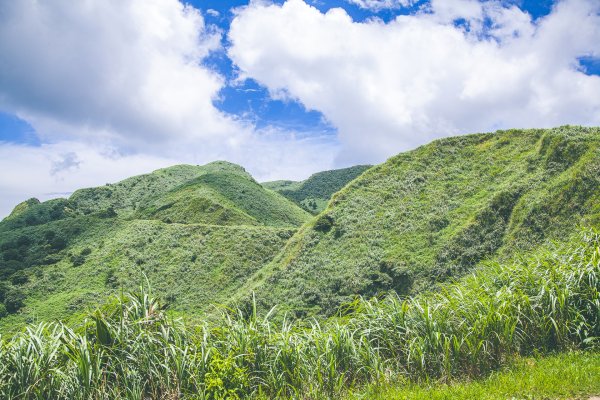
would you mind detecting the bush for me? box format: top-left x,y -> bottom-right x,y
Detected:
4,287 -> 25,313
0,281 -> 8,302
0,303 -> 7,318
10,270 -> 29,285
314,214 -> 334,233
70,254 -> 86,267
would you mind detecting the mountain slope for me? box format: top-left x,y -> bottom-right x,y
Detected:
242,126 -> 600,316
0,162 -> 309,332
263,165 -> 371,213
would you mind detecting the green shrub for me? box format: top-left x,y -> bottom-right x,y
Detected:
4,287 -> 25,313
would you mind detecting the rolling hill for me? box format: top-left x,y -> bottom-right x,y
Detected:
2,126 -> 600,331
0,126 -> 599,399
0,161 -> 309,331
240,126 -> 600,316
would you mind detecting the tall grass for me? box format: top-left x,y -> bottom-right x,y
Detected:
0,230 -> 599,399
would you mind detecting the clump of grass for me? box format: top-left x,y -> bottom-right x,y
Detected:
0,230 -> 598,399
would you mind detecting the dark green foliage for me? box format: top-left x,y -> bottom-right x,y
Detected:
0,281 -> 8,302
314,214 -> 334,233
3,286 -> 25,313
10,270 -> 29,285
263,165 -> 372,214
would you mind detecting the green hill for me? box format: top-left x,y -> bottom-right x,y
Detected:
2,126 -> 600,332
0,162 -> 309,332
263,165 -> 372,213
242,126 -> 600,317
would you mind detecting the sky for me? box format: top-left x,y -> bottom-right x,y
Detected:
0,0 -> 599,218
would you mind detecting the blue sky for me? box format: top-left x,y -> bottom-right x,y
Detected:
0,0 -> 599,217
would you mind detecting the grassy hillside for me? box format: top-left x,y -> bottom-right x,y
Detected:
0,162 -> 309,332
0,126 -> 599,398
3,126 -> 600,333
263,165 -> 371,213
243,126 -> 600,316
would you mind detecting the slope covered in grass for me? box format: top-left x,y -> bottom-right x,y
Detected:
352,352 -> 600,400
0,228 -> 598,398
0,161 -> 309,332
263,165 -> 371,213
246,126 -> 600,316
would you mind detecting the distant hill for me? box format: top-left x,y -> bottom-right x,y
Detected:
240,126 -> 600,317
262,165 -> 371,213
0,161 -> 309,332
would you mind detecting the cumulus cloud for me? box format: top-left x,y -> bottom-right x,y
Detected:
229,0 -> 600,164
347,0 -> 417,11
0,0 -> 238,150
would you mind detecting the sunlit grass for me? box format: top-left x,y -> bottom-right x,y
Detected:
352,351 -> 600,400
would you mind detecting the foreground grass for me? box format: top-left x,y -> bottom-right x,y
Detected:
0,230 -> 598,399
354,352 -> 600,400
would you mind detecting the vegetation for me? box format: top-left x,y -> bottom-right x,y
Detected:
246,126 -> 600,317
263,165 -> 371,213
1,126 -> 600,398
0,228 -> 598,398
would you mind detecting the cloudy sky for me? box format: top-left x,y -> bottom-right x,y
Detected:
0,0 -> 599,217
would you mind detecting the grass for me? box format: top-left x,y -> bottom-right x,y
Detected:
0,219 -> 296,334
0,228 -> 598,399
353,352 -> 600,400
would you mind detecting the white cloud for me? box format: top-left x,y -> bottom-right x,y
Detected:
0,0 -> 234,149
347,0 -> 417,11
229,0 -> 600,164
